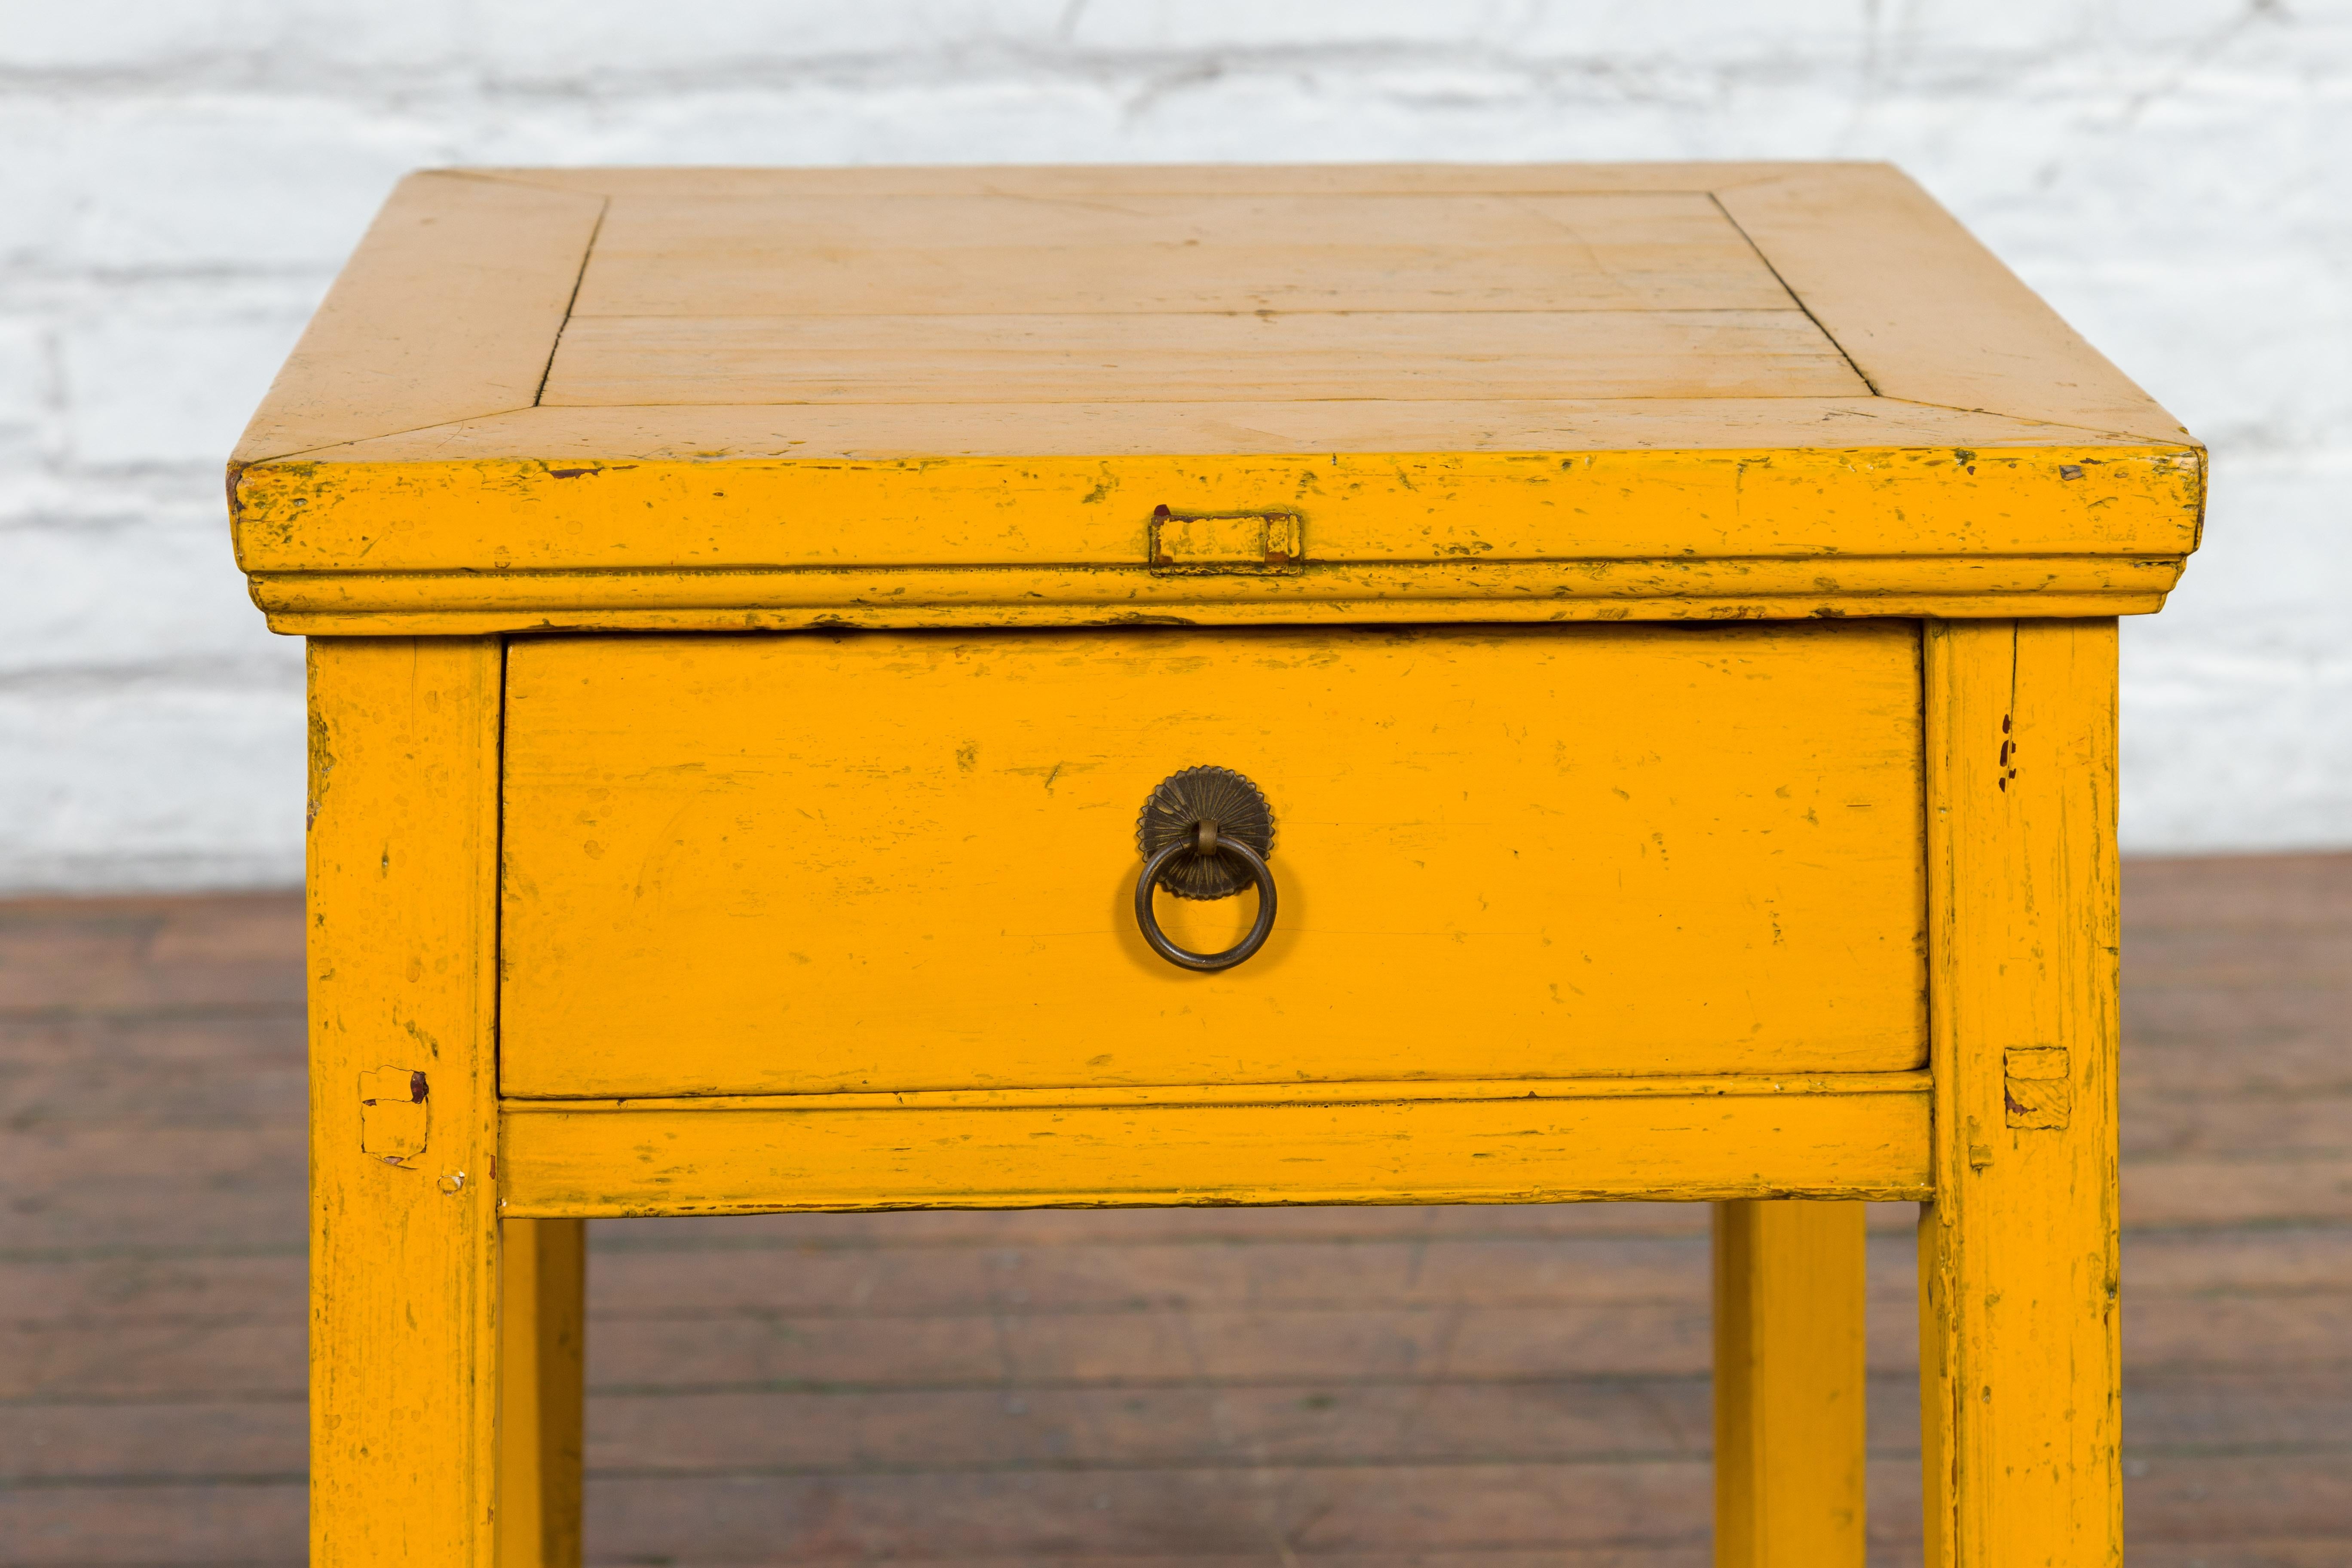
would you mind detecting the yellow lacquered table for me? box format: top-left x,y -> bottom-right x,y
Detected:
232,162 -> 2200,1568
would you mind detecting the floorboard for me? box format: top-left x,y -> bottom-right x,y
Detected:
0,856 -> 2345,1565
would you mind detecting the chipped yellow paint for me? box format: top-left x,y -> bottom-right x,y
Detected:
1148,505 -> 1302,570
307,639 -> 502,1568
243,551 -> 2186,635
500,1070 -> 1933,1117
269,165 -> 2167,1567
232,446 -> 2200,572
258,588 -> 2175,639
1920,619 -> 2123,1568
498,623 -> 1929,1099
495,1079 -> 1934,1217
230,445 -> 2199,634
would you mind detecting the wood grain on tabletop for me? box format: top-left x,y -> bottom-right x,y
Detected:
226,166 -> 2201,644
2,854 -> 2346,1565
567,192 -> 1800,324
234,164 -> 2189,459
536,310 -> 1866,407
229,172 -> 602,465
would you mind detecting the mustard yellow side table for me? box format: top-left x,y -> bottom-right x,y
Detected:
229,162 -> 2201,1568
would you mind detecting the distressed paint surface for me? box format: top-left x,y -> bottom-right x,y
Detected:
499,622 -> 1928,1099
262,161 -> 2157,1565
495,1080 -> 1933,1217
307,638 -> 503,1568
234,445 -> 2198,573
242,547 -> 2189,638
1920,619 -> 2123,1568
502,1069 -> 1930,1117
224,164 -> 2202,637
258,586 -> 2170,639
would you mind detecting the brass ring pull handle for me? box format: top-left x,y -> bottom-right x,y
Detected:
1135,832 -> 1277,972
1133,766 -> 1277,973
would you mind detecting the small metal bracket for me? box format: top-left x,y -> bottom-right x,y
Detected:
1148,505 -> 1303,575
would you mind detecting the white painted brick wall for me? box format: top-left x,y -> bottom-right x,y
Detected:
4,0 -> 2345,890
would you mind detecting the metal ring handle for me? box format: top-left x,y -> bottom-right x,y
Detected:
1133,834 -> 1277,973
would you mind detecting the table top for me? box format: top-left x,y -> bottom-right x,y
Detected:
228,164 -> 2203,634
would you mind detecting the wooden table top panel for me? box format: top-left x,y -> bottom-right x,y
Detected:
232,162 -> 2194,464
545,184 -> 1865,408
539,309 -> 1867,407
235,174 -> 603,466
226,162 -> 2205,628
570,191 -> 1799,317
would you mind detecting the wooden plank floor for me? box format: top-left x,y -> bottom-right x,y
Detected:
1,854 -> 2346,1566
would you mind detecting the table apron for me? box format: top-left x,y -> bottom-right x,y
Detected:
495,1078 -> 1933,1216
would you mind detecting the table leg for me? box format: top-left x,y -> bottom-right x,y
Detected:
1920,620 -> 2123,1568
309,637 -> 506,1568
499,1219 -> 586,1568
1713,1199 -> 1868,1568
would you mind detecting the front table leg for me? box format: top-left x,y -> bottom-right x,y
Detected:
309,638 -> 509,1568
1712,1199 -> 1868,1567
1920,620 -> 2124,1568
499,1219 -> 586,1568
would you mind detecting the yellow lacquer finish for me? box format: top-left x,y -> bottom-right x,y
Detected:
232,442 -> 2198,578
228,163 -> 2202,637
1714,1200 -> 1868,1568
499,622 -> 1926,1098
244,164 -> 2188,1568
498,1078 -> 1932,1217
306,638 -> 504,1568
496,1219 -> 583,1568
1920,619 -> 2125,1568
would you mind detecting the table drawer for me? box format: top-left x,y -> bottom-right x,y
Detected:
499,622 -> 1926,1097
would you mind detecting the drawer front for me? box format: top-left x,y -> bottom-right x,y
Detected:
500,623 -> 1925,1097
